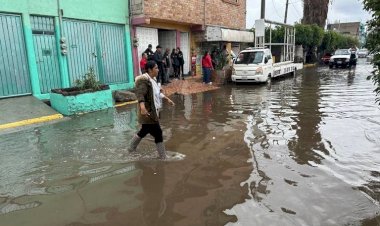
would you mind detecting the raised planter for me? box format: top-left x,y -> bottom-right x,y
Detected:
50,85 -> 113,116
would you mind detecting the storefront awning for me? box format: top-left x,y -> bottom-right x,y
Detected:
204,26 -> 254,42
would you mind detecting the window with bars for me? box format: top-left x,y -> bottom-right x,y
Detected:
31,16 -> 55,35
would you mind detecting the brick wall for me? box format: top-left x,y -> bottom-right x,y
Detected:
143,0 -> 246,30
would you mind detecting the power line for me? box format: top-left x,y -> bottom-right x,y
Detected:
271,0 -> 284,21
289,0 -> 302,4
291,2 -> 302,18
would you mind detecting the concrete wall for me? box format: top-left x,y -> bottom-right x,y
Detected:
143,0 -> 246,30
50,89 -> 113,115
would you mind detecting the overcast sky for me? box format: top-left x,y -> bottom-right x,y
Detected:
246,0 -> 373,29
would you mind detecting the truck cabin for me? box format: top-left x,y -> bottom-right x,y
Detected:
235,49 -> 272,65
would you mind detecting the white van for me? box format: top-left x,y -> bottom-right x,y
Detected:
231,48 -> 296,83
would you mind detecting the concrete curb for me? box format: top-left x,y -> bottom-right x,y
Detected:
304,63 -> 317,68
0,114 -> 64,130
115,100 -> 138,107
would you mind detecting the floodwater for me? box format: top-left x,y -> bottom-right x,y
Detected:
1,59 -> 380,226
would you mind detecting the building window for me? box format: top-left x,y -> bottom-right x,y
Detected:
223,0 -> 240,5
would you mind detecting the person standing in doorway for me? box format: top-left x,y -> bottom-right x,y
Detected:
171,48 -> 180,79
144,44 -> 154,60
140,53 -> 148,74
153,45 -> 165,84
128,60 -> 174,159
177,47 -> 185,80
163,48 -> 171,84
202,50 -> 214,85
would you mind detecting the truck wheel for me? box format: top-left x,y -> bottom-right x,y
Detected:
329,64 -> 333,69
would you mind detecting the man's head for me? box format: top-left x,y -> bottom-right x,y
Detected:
148,44 -> 152,49
156,45 -> 162,52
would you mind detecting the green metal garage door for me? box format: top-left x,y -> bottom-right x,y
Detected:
63,19 -> 128,86
63,19 -> 99,85
98,23 -> 127,84
0,14 -> 31,98
31,16 -> 61,94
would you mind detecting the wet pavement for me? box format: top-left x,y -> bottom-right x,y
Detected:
0,59 -> 380,226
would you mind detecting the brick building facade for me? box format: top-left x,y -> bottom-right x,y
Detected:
130,0 -> 253,77
143,0 -> 246,30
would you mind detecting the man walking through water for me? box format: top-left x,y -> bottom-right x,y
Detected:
128,60 -> 174,159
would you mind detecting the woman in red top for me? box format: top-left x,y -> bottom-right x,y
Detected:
140,53 -> 147,74
201,51 -> 214,85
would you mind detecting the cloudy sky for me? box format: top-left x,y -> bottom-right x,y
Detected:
246,0 -> 373,29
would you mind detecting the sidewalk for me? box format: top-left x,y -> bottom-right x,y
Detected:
0,96 -> 64,131
161,74 -> 219,96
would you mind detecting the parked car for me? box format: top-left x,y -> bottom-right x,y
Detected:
329,49 -> 357,68
321,53 -> 332,64
358,49 -> 369,58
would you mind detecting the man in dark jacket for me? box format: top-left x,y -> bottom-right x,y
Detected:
153,45 -> 165,84
177,47 -> 185,80
144,44 -> 154,61
163,48 -> 171,83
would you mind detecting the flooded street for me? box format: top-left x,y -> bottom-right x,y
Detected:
1,59 -> 380,226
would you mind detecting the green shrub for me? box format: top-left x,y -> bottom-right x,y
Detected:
74,67 -> 102,91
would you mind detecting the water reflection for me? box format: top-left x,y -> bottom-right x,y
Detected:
0,61 -> 379,225
225,63 -> 380,225
288,67 -> 327,165
0,108 -> 138,200
139,162 -> 166,226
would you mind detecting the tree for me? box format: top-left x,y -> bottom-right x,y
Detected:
295,24 -> 324,63
320,31 -> 359,52
303,0 -> 330,28
363,0 -> 380,103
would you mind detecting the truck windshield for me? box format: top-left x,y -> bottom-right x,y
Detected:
334,49 -> 350,55
235,51 -> 264,64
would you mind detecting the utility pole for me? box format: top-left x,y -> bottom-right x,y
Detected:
261,0 -> 265,19
284,0 -> 289,23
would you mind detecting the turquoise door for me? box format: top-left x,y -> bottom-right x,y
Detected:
98,23 -> 127,84
31,16 -> 61,94
0,14 -> 31,98
63,20 -> 99,86
63,20 -> 128,86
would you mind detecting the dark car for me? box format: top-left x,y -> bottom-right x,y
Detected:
321,53 -> 332,64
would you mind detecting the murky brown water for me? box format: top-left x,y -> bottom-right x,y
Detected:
1,59 -> 380,226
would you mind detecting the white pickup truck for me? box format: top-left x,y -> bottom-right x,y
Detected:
231,48 -> 297,83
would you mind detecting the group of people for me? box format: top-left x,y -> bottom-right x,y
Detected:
140,44 -> 185,85
201,45 -> 230,85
